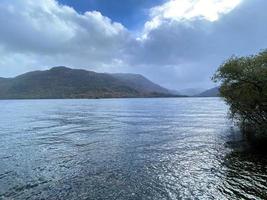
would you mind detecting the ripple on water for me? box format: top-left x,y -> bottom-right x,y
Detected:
0,98 -> 266,200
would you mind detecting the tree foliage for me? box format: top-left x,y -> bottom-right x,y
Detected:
213,50 -> 267,139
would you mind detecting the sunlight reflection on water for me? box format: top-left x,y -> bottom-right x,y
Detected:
0,98 -> 266,199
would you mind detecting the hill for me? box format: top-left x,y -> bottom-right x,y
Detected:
178,88 -> 204,96
111,73 -> 170,94
196,87 -> 220,97
0,67 -> 179,99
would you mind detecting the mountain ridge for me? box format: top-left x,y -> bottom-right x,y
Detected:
0,66 -> 181,99
196,87 -> 220,97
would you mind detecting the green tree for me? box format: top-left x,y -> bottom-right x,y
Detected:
213,50 -> 267,143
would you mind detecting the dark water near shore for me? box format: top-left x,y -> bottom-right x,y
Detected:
0,98 -> 266,200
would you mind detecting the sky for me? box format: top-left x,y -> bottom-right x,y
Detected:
0,0 -> 267,90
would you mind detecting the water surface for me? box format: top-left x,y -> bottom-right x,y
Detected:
0,98 -> 266,199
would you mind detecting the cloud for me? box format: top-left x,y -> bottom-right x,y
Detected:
152,0 -> 242,21
142,0 -> 242,37
0,0 -> 131,76
0,0 -> 266,90
130,0 -> 267,89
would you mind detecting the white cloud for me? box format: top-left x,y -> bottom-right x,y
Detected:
143,0 -> 242,37
151,0 -> 242,21
0,0 -> 131,76
0,0 -> 266,90
131,0 -> 267,89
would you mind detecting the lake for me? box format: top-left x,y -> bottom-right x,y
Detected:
0,98 -> 266,199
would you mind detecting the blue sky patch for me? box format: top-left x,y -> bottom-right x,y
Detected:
58,0 -> 165,29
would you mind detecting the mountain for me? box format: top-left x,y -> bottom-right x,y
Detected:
178,88 -> 205,96
111,73 -> 170,94
168,89 -> 181,96
0,67 -> 179,99
196,87 -> 220,97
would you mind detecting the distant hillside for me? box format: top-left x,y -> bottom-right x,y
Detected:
196,87 -> 220,97
0,67 -> 179,99
178,88 -> 205,96
111,73 -> 170,94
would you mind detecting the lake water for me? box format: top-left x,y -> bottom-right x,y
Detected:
0,98 -> 266,200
